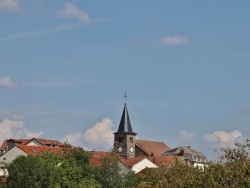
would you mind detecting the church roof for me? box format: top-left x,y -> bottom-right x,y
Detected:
135,139 -> 171,157
114,104 -> 136,135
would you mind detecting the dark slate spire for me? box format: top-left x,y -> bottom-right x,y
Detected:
115,93 -> 137,135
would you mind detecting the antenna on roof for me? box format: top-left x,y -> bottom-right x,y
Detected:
124,92 -> 127,106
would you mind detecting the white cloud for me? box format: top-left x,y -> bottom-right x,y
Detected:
62,118 -> 115,151
0,0 -> 22,12
0,117 -> 44,145
162,36 -> 191,45
0,77 -> 17,89
57,3 -> 90,22
203,130 -> 242,149
179,129 -> 194,141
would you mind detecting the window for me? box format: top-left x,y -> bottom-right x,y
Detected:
130,137 -> 133,143
118,137 -> 123,143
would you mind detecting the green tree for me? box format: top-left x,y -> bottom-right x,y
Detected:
138,163 -> 203,188
137,140 -> 250,188
94,151 -> 125,188
62,145 -> 92,178
201,140 -> 250,187
6,151 -> 83,188
7,155 -> 47,188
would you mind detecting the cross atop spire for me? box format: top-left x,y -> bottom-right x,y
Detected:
124,92 -> 127,106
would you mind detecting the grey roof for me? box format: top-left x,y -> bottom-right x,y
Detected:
162,146 -> 208,163
114,105 -> 136,135
164,146 -> 202,155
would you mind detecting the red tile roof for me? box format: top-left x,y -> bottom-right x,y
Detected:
152,156 -> 182,166
89,151 -> 108,166
27,138 -> 64,147
0,138 -> 64,152
16,145 -> 62,156
120,156 -> 151,168
0,140 -> 7,151
0,139 -> 31,151
135,139 -> 171,157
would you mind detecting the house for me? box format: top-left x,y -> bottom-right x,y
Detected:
162,146 -> 208,168
152,155 -> 182,167
0,138 -> 64,155
0,137 -> 64,177
89,151 -> 157,174
0,145 -> 62,163
113,100 -> 171,161
119,156 -> 157,173
0,145 -> 62,176
89,151 -> 130,174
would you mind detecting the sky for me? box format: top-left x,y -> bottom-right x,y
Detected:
1,0 -> 250,160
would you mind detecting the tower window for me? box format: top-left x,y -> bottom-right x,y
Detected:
118,137 -> 123,143
130,137 -> 133,143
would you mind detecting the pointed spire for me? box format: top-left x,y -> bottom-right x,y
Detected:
114,93 -> 137,135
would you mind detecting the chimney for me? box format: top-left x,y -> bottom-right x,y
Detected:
153,157 -> 156,164
180,149 -> 184,156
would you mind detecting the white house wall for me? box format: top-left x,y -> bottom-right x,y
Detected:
193,162 -> 207,169
0,147 -> 27,164
131,158 -> 157,173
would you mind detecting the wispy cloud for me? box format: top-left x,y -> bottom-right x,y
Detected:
235,105 -> 250,113
179,129 -> 194,141
57,3 -> 90,23
28,81 -> 69,88
0,76 -> 17,89
162,36 -> 191,45
62,118 -> 114,150
203,130 -> 243,149
0,0 -> 22,12
0,117 -> 44,145
0,24 -> 86,43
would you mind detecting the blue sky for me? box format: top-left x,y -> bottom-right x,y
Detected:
1,0 -> 250,160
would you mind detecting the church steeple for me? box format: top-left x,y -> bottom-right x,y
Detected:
114,93 -> 137,159
115,93 -> 136,135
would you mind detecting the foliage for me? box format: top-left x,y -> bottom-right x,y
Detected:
122,171 -> 141,188
6,153 -> 61,188
62,145 -> 92,178
94,151 -> 124,188
5,151 -> 94,188
138,139 -> 250,188
201,140 -> 250,188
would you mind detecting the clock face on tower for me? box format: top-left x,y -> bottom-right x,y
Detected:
130,147 -> 134,153
118,147 -> 122,152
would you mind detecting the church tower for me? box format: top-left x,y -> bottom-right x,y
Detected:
114,93 -> 137,159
